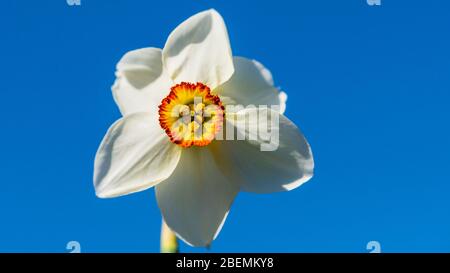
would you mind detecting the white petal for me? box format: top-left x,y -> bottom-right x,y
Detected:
218,57 -> 285,113
94,112 -> 181,198
112,48 -> 173,116
162,9 -> 234,89
155,147 -> 239,247
217,108 -> 313,193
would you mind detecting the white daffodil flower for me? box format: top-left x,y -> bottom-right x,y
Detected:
94,9 -> 314,247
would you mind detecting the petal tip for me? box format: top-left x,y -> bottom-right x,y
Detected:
94,184 -> 113,199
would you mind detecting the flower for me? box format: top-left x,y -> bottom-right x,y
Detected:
94,9 -> 314,247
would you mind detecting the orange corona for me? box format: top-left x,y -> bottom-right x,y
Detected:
158,82 -> 224,148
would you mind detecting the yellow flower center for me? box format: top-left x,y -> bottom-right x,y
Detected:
158,82 -> 224,148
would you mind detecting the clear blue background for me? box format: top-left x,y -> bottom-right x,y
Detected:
1,0 -> 449,253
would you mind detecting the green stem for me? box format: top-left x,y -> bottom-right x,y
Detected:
160,219 -> 178,253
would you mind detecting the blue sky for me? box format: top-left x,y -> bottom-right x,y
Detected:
1,0 -> 449,253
